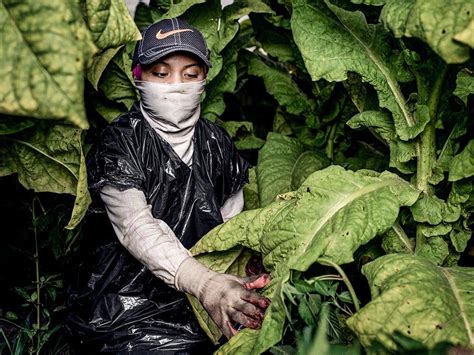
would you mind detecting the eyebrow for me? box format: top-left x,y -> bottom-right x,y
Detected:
154,61 -> 201,69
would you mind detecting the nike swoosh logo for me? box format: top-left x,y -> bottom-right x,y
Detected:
156,29 -> 193,40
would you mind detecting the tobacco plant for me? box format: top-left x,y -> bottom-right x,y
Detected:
0,0 -> 472,353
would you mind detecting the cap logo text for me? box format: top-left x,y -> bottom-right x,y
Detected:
156,29 -> 193,40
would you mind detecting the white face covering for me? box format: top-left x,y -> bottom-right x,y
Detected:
135,80 -> 206,166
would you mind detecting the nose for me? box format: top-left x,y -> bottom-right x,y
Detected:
166,71 -> 184,84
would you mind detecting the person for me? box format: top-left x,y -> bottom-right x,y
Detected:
67,18 -> 270,353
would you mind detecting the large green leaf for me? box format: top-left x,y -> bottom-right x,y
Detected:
178,0 -> 223,81
159,0 -> 206,19
347,254 -> 474,350
219,121 -> 265,151
0,0 -> 96,129
449,140 -> 474,182
247,53 -> 315,119
257,133 -> 329,207
436,114 -> 468,174
201,38 -> 239,121
291,0 -> 423,141
347,111 -> 416,174
218,0 -> 273,53
454,69 -> 474,106
381,0 -> 474,64
250,13 -> 296,63
0,116 -> 35,136
192,166 -> 420,354
0,124 -> 91,229
243,167 -> 260,211
82,0 -> 141,50
98,47 -> 138,117
454,18 -> 474,48
86,46 -> 122,89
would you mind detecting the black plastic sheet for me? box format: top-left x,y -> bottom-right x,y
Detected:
66,104 -> 248,352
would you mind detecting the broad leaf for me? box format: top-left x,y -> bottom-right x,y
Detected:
159,0 -> 206,19
247,53 -> 315,118
381,0 -> 474,64
98,47 -> 138,116
86,46 -> 121,89
257,133 -> 329,207
250,14 -> 296,63
291,0 -> 421,141
218,1 -> 273,53
192,166 -> 420,354
450,226 -> 472,253
347,111 -> 416,174
454,19 -> 474,48
347,254 -> 474,350
416,236 -> 450,265
202,45 -> 238,121
411,194 -> 445,225
179,0 -> 223,81
82,0 -> 141,50
0,0 -> 96,129
0,116 -> 35,136
454,69 -> 474,106
449,140 -> 474,182
0,124 -> 91,229
436,114 -> 468,173
243,167 -> 260,211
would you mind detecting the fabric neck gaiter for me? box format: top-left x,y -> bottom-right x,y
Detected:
135,80 -> 205,166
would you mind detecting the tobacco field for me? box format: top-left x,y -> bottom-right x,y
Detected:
0,0 -> 473,353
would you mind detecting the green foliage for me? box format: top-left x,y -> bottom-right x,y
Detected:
381,0 -> 474,64
0,0 -> 96,129
1,0 -> 473,353
191,166 -> 419,352
347,254 -> 474,350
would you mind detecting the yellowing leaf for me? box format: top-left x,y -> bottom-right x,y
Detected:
347,254 -> 474,350
0,0 -> 96,129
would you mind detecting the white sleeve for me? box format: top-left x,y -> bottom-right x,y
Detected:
100,184 -> 191,287
220,188 -> 244,222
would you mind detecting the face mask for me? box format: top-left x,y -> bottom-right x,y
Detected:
135,80 -> 205,132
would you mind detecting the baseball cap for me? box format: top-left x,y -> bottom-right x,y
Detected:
133,18 -> 211,70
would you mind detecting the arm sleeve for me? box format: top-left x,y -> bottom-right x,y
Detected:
220,188 -> 244,222
100,184 -> 191,287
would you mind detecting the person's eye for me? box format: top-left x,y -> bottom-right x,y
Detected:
152,72 -> 168,78
184,73 -> 199,78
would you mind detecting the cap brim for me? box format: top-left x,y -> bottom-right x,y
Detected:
138,44 -> 212,69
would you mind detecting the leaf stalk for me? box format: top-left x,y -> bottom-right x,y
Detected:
316,258 -> 360,312
415,64 -> 447,250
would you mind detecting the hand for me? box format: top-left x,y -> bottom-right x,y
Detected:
199,273 -> 271,338
175,257 -> 271,338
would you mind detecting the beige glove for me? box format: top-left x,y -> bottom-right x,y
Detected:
175,257 -> 271,338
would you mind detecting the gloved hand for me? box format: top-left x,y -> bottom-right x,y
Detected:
175,257 -> 271,338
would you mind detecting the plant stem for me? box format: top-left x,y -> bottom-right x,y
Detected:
317,258 -> 360,312
392,222 -> 414,254
415,64 -> 447,250
32,198 -> 41,354
326,124 -> 337,160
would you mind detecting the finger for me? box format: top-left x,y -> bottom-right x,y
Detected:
226,321 -> 238,337
220,317 -> 234,339
243,273 -> 271,290
228,308 -> 261,330
241,291 -> 271,310
233,300 -> 264,322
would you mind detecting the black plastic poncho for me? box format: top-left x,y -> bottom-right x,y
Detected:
66,104 -> 248,353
